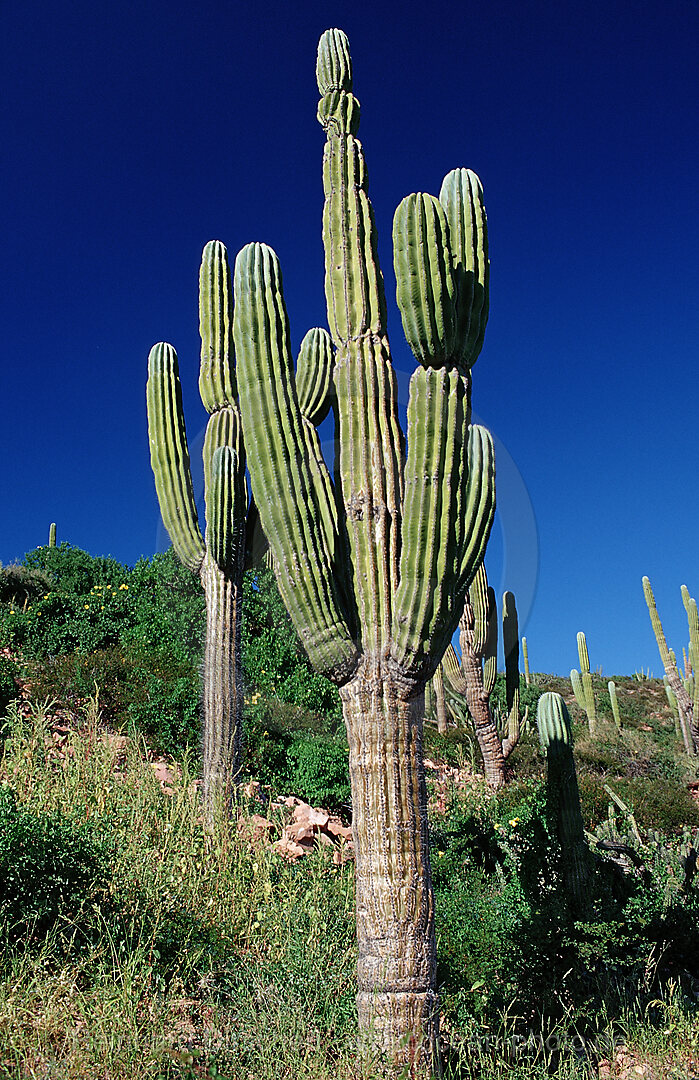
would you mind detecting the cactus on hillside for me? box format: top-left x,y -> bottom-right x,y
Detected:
643,576 -> 699,753
575,630 -> 596,733
146,241 -> 250,813
48,523 -> 56,548
439,566 -> 527,788
231,28 -> 496,1074
570,667 -> 586,712
536,691 -> 591,914
608,680 -> 622,730
522,634 -> 531,686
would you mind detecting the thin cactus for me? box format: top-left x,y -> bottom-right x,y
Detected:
570,668 -> 586,711
48,523 -> 56,548
147,242 -> 250,815
576,631 -> 596,733
232,28 -> 496,1074
643,576 -> 698,753
608,680 -> 622,731
536,692 -> 592,915
522,635 -> 531,686
440,567 -> 526,788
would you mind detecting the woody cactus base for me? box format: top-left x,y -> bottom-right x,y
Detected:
232,28 -> 496,1076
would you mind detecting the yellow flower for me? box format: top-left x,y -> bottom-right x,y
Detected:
119,583 -> 128,590
101,605 -> 105,610
508,818 -> 520,827
43,594 -> 49,599
493,822 -> 503,831
438,851 -> 444,858
84,604 -> 89,609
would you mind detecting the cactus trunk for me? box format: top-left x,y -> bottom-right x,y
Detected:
342,667 -> 438,1073
201,554 -> 243,807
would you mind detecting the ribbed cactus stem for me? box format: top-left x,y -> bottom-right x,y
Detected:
608,680 -> 622,731
577,631 -> 596,733
522,635 -> 530,686
570,668 -> 586,712
48,523 -> 56,548
232,29 -> 497,1073
536,692 -> 591,914
147,241 -> 249,814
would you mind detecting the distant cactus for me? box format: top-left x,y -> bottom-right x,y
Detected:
575,631 -> 596,733
440,566 -> 526,788
231,27 -> 496,1073
570,668 -> 586,711
536,692 -> 591,914
643,576 -> 698,753
522,635 -> 531,686
48,523 -> 56,548
608,680 -> 622,731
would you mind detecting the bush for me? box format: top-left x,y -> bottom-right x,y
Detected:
0,656 -> 20,716
0,785 -> 112,944
287,735 -> 351,812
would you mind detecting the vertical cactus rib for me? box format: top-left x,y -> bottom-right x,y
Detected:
199,240 -> 236,412
392,367 -> 469,678
146,342 -> 205,573
439,168 -> 489,369
393,193 -> 456,368
233,242 -> 358,681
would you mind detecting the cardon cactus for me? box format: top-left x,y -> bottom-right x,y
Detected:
643,576 -> 699,753
146,241 -> 249,813
608,680 -> 622,730
522,635 -> 531,686
48,523 -> 56,548
536,692 -> 591,914
232,28 -> 495,1075
440,566 -> 525,788
575,630 -> 596,733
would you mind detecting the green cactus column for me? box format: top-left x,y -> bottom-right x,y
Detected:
643,576 -> 699,753
48,523 -> 57,548
233,28 -> 495,1076
537,692 -> 592,915
147,241 -> 248,813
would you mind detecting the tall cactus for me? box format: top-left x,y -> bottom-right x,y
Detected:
572,630 -> 596,733
232,28 -> 495,1075
643,576 -> 698,753
522,635 -> 531,686
146,241 -> 249,813
536,692 -> 591,914
48,523 -> 56,548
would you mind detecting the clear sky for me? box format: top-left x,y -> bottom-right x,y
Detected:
2,0 -> 697,676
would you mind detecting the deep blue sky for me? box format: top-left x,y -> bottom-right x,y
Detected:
2,0 -> 697,676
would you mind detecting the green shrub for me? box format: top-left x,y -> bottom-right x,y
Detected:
0,785 -> 112,944
287,735 -> 351,812
0,656 -> 20,716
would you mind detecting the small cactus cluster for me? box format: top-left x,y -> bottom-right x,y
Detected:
643,576 -> 699,753
438,563 -> 526,788
570,630 -> 596,734
536,692 -> 591,914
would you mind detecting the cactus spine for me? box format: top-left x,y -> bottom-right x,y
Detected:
48,523 -> 56,548
643,576 -> 698,753
536,692 -> 591,914
522,635 -> 530,686
146,241 -> 248,812
232,29 -> 495,1074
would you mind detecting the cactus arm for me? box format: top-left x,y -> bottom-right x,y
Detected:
681,586 -> 699,728
438,168 -> 489,370
455,425 -> 496,598
393,192 -> 456,368
431,661 -> 448,735
199,240 -> 237,412
318,29 -> 403,654
391,368 -> 470,679
483,584 -> 498,697
233,242 -> 357,682
146,342 -> 205,573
